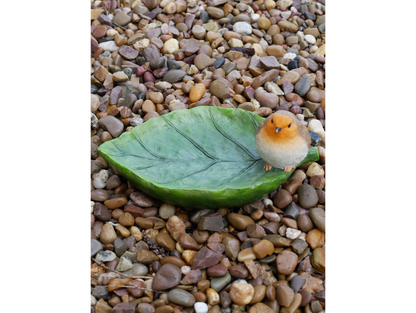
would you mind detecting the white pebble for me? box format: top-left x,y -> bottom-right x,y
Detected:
309,45 -> 318,53
88,201 -> 95,214
297,232 -> 307,241
231,279 -> 247,285
98,41 -> 119,52
93,178 -> 106,189
296,31 -> 304,42
107,29 -> 118,37
194,302 -> 208,313
263,198 -> 273,207
286,227 -> 301,239
181,265 -> 191,275
283,53 -> 297,60
296,114 -> 305,121
91,295 -> 97,306
308,119 -> 325,133
251,14 -> 260,22
304,34 -> 316,44
92,169 -> 109,182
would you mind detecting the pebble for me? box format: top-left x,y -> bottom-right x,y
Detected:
276,250 -> 298,275
252,239 -> 274,259
209,80 -> 230,100
276,285 -> 295,307
210,271 -> 231,291
194,302 -> 208,313
233,22 -> 253,35
309,207 -> 325,231
298,184 -> 319,208
230,283 -> 254,305
227,213 -> 254,230
168,289 -> 196,307
152,264 -> 182,291
98,116 -> 124,137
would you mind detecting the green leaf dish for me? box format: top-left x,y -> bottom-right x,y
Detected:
98,106 -> 319,209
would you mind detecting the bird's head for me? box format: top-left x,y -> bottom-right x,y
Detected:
266,113 -> 298,139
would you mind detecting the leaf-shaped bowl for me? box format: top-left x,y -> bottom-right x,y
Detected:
98,106 -> 319,209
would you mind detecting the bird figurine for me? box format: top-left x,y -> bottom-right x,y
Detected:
255,111 -> 311,172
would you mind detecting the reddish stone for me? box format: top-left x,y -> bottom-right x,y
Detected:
243,86 -> 255,99
93,25 -> 107,40
282,80 -> 294,94
207,264 -> 227,277
119,45 -> 139,60
143,71 -> 156,83
191,248 -> 224,270
181,269 -> 202,284
153,67 -> 168,78
136,66 -> 147,76
110,86 -> 122,105
286,93 -> 304,105
91,35 -> 99,52
124,205 -> 144,217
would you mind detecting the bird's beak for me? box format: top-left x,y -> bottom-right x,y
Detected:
275,127 -> 281,133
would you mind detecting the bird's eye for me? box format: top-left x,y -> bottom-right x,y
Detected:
288,124 -> 291,128
271,119 -> 273,123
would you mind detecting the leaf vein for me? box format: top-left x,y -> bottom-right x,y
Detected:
214,159 -> 261,188
158,160 -> 218,184
132,130 -> 169,160
209,109 -> 257,160
161,116 -> 217,160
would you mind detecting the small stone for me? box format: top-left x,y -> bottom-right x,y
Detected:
298,184 -> 318,209
155,232 -> 176,251
246,224 -> 266,238
91,239 -> 103,257
291,239 -> 308,254
210,271 -> 232,291
257,17 -> 272,30
159,203 -> 176,219
233,22 -> 253,36
276,285 -> 294,307
298,214 -> 314,232
206,288 -> 220,305
136,249 -> 159,264
194,302 -> 208,313
276,250 -> 298,275
311,247 -> 325,273
249,302 -> 275,313
166,215 -> 186,241
163,70 -> 186,83
100,223 -> 117,244
194,54 -> 212,70
113,12 -> 132,26
191,248 -> 224,270
252,239 -> 274,259
286,228 -> 301,240
207,264 -> 227,277
96,250 -> 116,262
112,302 -> 137,313
227,213 -> 254,230
181,269 -> 202,284
119,45 -> 139,60
309,207 -> 325,231
206,7 -> 225,19
209,80 -> 230,100
168,289 -> 196,307
163,39 -> 179,54
290,275 -> 306,293
294,75 -> 311,97
98,116 -> 124,137
197,213 -> 224,232
152,264 -> 182,291
230,283 -> 254,305
306,228 -> 325,249
254,89 -> 278,109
